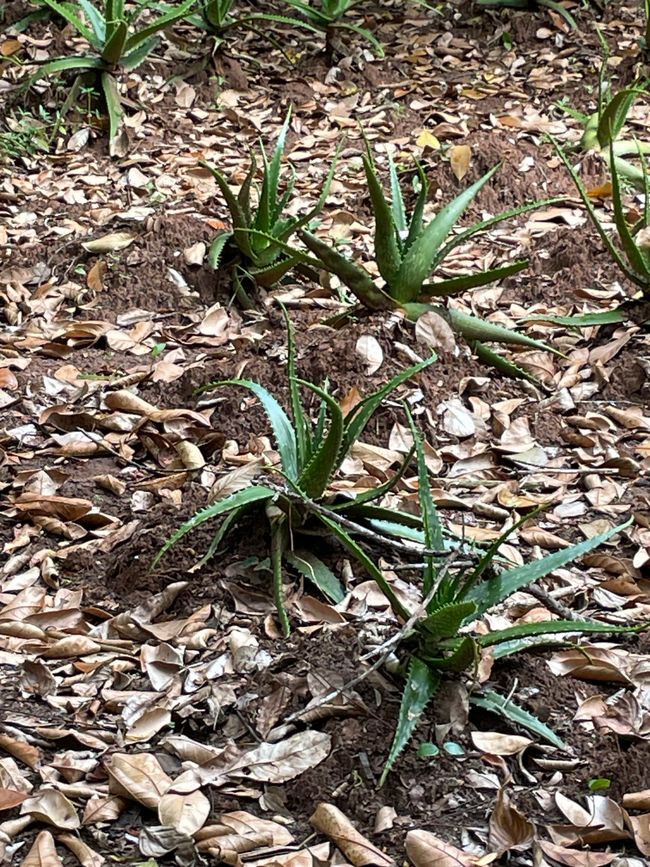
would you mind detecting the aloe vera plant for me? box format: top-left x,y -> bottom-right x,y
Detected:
154,309 -> 437,636
378,415 -> 642,783
554,130 -> 650,298
282,0 -> 384,58
21,0 -> 193,152
298,145 -> 562,380
201,110 -> 336,308
475,0 -> 579,30
190,0 -> 318,49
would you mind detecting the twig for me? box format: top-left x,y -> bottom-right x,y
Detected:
283,552 -> 461,726
264,480 -> 453,559
527,584 -> 580,621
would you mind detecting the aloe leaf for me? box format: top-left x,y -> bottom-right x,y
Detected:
237,157 -> 256,225
424,635 -> 476,673
335,21 -> 385,57
396,165 -> 500,299
342,354 -> 437,454
208,232 -> 233,270
299,231 -> 394,311
281,306 -> 309,469
285,550 -> 344,603
363,151 -> 402,285
405,406 -> 442,597
472,341 -> 541,385
388,152 -> 407,236
214,379 -> 299,482
421,260 -> 528,299
318,515 -> 410,620
470,689 -> 566,749
434,196 -> 567,266
152,485 -> 274,568
253,256 -> 299,287
539,0 -> 577,29
201,163 -> 254,259
551,138 -> 638,283
609,138 -> 650,278
467,518 -> 632,619
259,109 -> 291,232
121,36 -> 159,70
124,0 -> 195,52
101,72 -> 123,148
380,659 -> 440,786
25,56 -> 105,90
597,88 -> 643,149
419,601 -> 477,640
102,19 -> 127,65
296,380 -> 343,499
339,504 -> 423,528
518,310 -> 625,327
195,503 -> 249,570
40,0 -> 96,44
445,307 -> 561,354
481,618 -> 647,648
405,161 -> 429,252
77,0 -> 106,44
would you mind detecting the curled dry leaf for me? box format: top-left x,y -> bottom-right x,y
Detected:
623,791 -> 650,811
441,399 -> 476,438
0,788 -> 28,811
158,790 -> 210,836
471,732 -> 532,756
628,814 -> 650,857
20,788 -> 80,830
405,829 -> 481,867
538,840 -> 615,866
20,829 -> 63,867
106,753 -> 172,808
234,731 -> 331,783
356,335 -> 384,375
81,232 -> 135,253
57,833 -> 105,867
488,788 -> 534,855
310,802 -> 393,867
415,311 -> 456,355
82,795 -> 126,826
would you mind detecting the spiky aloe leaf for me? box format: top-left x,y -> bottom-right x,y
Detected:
380,659 -> 440,786
101,72 -> 123,149
420,260 -> 528,298
423,635 -> 476,673
405,405 -> 442,597
281,305 -> 309,468
405,161 -> 430,252
299,230 -> 394,311
124,0 -> 194,52
102,19 -> 128,65
201,163 -> 254,259
518,310 -> 625,327
470,689 -> 566,749
552,138 -> 638,284
597,88 -> 644,149
388,152 -> 407,238
396,165 -> 500,299
445,307 -> 560,353
258,110 -> 291,233
296,380 -> 343,499
467,518 -> 632,619
208,232 -> 233,270
121,36 -> 159,70
419,601 -> 477,639
26,56 -> 105,91
253,256 -> 299,287
479,617 -> 646,647
152,485 -> 274,568
40,0 -> 96,44
318,514 -> 410,620
195,503 -> 249,570
285,549 -> 344,603
211,380 -> 299,482
363,150 -> 402,286
609,137 -> 650,279
335,20 -> 385,57
472,341 -> 540,385
77,0 -> 106,44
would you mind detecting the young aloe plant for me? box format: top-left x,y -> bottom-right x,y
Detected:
21,0 -> 194,153
380,412 -> 641,783
154,309 -> 438,636
554,133 -> 650,298
201,110 -> 336,308
298,145 -> 563,380
474,0 -> 579,30
190,0 -> 319,50
282,0 -> 384,58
